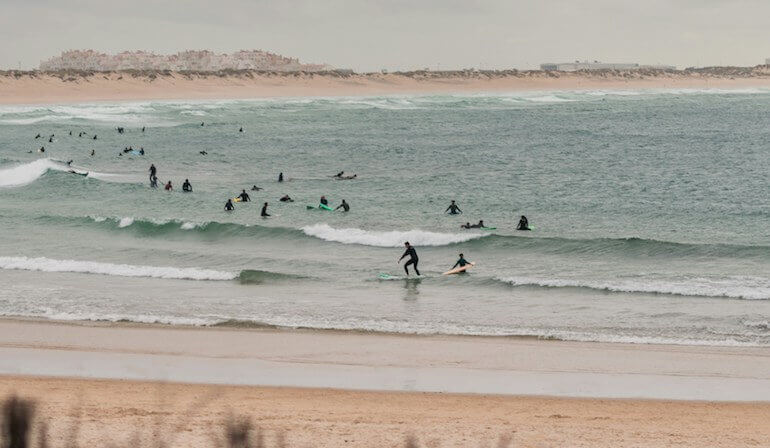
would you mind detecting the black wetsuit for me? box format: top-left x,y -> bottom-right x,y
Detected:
320,198 -> 329,206
278,173 -> 284,182
238,192 -> 250,202
279,196 -> 293,202
446,204 -> 462,215
182,181 -> 192,192
261,204 -> 270,217
517,217 -> 530,231
400,246 -> 420,276
452,257 -> 470,269
336,201 -> 350,212
149,165 -> 157,182
225,201 -> 234,211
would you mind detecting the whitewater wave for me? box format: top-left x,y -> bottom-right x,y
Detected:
0,159 -> 69,187
495,275 -> 770,300
0,256 -> 236,281
301,223 -> 489,247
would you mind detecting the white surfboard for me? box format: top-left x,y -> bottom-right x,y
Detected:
443,262 -> 475,276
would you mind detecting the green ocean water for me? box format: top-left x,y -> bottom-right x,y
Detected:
0,88 -> 768,345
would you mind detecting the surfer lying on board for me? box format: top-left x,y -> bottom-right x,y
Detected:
452,253 -> 470,270
445,200 -> 462,215
238,190 -> 251,202
398,242 -> 420,276
224,199 -> 235,211
517,215 -> 530,231
279,195 -> 294,202
251,185 -> 262,191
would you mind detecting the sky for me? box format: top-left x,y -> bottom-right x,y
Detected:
1,0 -> 768,71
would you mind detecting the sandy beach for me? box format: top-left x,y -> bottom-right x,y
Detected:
1,69 -> 769,104
1,318 -> 769,447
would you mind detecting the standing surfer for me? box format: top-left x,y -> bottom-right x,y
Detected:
398,242 -> 421,276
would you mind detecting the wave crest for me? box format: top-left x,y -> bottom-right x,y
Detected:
300,223 -> 489,247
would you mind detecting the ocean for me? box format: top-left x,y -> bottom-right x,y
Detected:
0,88 -> 768,346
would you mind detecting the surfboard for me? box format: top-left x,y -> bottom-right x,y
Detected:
480,227 -> 496,231
442,262 -> 475,276
319,204 -> 333,211
233,197 -> 242,203
378,273 -> 398,280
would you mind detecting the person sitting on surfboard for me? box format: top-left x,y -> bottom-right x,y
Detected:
335,199 -> 350,212
445,200 -> 462,215
238,190 -> 250,202
452,253 -> 470,270
164,181 -> 173,191
517,215 -> 530,231
182,179 -> 192,192
261,202 -> 270,217
320,196 -> 329,206
224,199 -> 235,211
398,242 -> 420,276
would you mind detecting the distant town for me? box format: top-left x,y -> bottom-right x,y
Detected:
39,50 -> 334,72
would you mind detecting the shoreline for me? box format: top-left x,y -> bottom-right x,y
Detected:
1,317 -> 768,402
1,70 -> 769,105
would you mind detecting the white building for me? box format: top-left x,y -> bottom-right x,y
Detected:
540,60 -> 640,71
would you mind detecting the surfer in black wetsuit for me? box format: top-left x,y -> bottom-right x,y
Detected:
238,190 -> 250,202
239,127 -> 243,133
334,171 -> 344,178
182,179 -> 192,192
260,202 -> 270,217
335,199 -> 350,212
452,253 -> 470,270
150,175 -> 158,188
35,134 -> 41,139
278,172 -> 284,182
279,195 -> 293,202
461,222 -> 472,229
398,242 -> 420,276
251,185 -> 262,191
445,200 -> 462,215
149,164 -> 157,183
225,199 -> 234,211
320,196 -> 329,206
517,215 -> 530,231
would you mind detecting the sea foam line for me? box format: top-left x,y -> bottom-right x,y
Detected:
0,256 -> 235,281
301,223 -> 488,247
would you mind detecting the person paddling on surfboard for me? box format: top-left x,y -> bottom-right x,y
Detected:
517,215 -> 530,231
445,200 -> 462,215
461,222 -> 472,229
452,253 -> 470,270
398,242 -> 420,276
238,190 -> 251,202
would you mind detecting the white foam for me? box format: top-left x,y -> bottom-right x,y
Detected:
496,276 -> 770,300
526,95 -> 575,103
301,223 -> 488,247
0,256 -> 236,281
117,217 -> 135,228
0,159 -> 68,188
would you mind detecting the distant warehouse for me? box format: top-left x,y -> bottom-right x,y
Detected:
540,61 -> 675,71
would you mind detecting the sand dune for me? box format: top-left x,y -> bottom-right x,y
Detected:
1,67 -> 769,104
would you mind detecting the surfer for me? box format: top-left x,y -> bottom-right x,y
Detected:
260,202 -> 270,217
451,253 -> 470,270
224,199 -> 235,211
516,215 -> 530,231
334,171 -> 344,178
164,181 -> 173,191
48,136 -> 53,143
278,172 -> 284,182
150,175 -> 158,188
149,164 -> 157,183
239,127 -> 243,133
320,196 -> 329,206
38,147 -> 45,153
142,126 -> 145,132
335,199 -> 350,212
35,134 -> 41,139
476,220 -> 485,228
279,195 -> 294,202
445,200 -> 462,215
182,179 -> 192,192
90,149 -> 95,157
200,122 -> 204,126
139,148 -> 145,155
93,135 -> 97,140
461,222 -> 472,229
398,242 -> 420,276
199,150 -> 207,155
238,190 -> 251,202
251,185 -> 263,191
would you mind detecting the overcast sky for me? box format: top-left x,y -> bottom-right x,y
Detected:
1,0 -> 768,71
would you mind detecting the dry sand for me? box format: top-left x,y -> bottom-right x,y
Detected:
1,69 -> 769,104
2,375 -> 769,448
